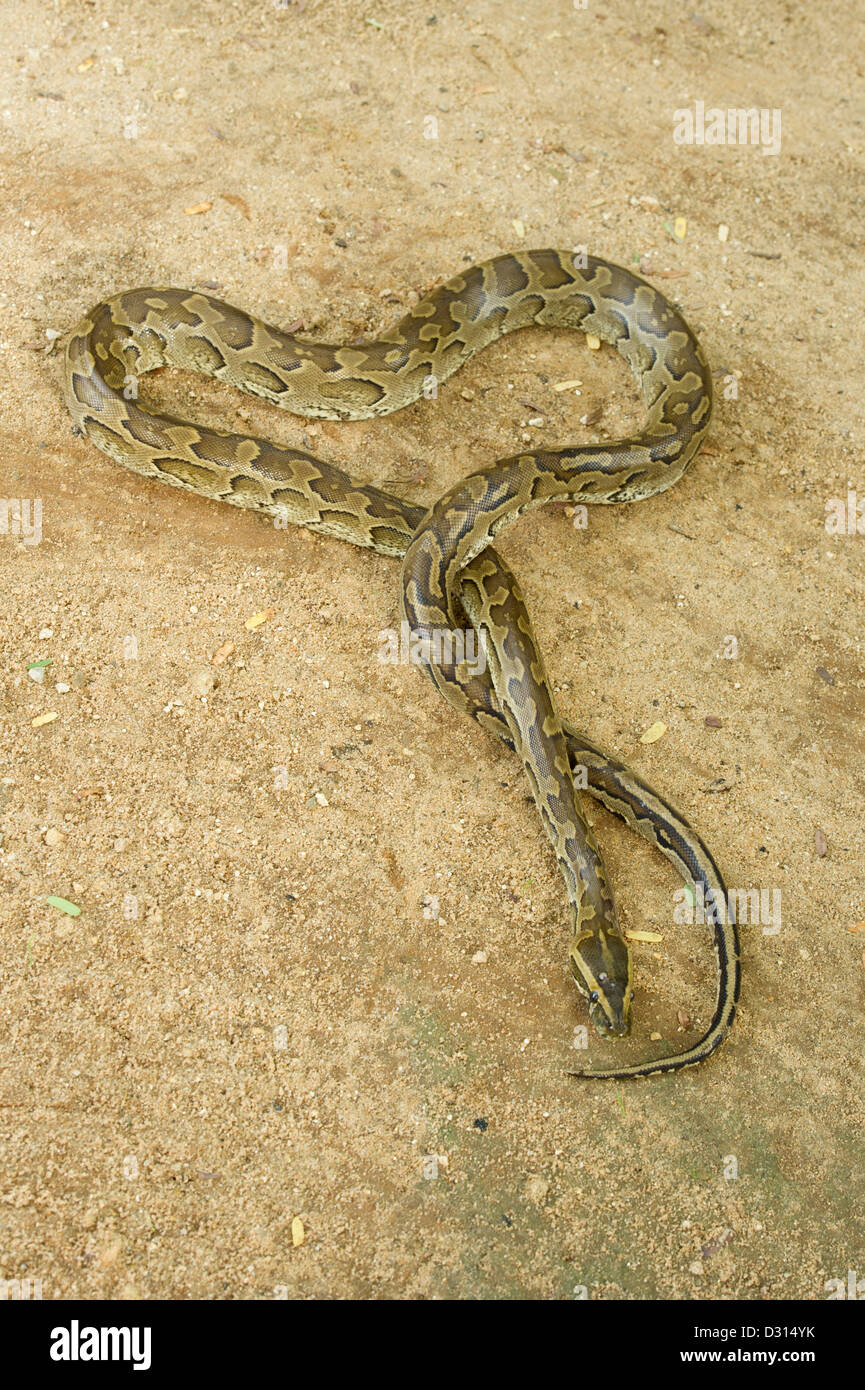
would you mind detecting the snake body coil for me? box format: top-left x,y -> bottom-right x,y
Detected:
63,249 -> 741,1078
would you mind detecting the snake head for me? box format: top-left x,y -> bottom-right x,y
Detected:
569,928 -> 634,1038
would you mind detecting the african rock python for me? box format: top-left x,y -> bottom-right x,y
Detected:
63,249 -> 741,1078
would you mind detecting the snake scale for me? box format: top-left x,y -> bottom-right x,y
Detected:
63,248 -> 741,1078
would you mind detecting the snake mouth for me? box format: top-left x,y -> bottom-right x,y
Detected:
589,1002 -> 631,1039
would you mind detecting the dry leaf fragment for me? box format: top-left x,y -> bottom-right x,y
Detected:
815,827 -> 827,857
553,378 -> 583,392
184,201 -> 212,216
585,334 -> 601,350
45,895 -> 81,917
31,711 -> 59,728
222,193 -> 251,220
291,1217 -> 305,1247
626,930 -> 664,943
212,641 -> 235,666
74,785 -> 105,801
512,218 -> 525,239
639,720 -> 667,744
244,608 -> 275,631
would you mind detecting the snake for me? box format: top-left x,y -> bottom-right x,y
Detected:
62,248 -> 741,1079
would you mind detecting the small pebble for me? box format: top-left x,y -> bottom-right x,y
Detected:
471,949 -> 488,964
524,1175 -> 550,1204
189,669 -> 217,697
704,715 -> 722,727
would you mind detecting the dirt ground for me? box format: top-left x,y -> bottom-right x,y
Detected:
1,0 -> 863,1301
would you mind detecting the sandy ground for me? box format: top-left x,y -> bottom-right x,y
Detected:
1,0 -> 863,1300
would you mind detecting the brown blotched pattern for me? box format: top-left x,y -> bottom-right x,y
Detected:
63,250 -> 737,1078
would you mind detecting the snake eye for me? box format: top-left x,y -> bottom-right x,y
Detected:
590,990 -> 599,1002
